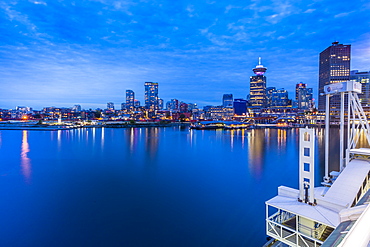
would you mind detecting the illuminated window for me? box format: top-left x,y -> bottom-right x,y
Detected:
304,132 -> 310,142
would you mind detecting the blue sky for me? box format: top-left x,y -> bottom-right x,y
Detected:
0,0 -> 369,110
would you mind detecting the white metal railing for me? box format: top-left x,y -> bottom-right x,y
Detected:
268,210 -> 295,224
351,172 -> 370,207
266,219 -> 324,247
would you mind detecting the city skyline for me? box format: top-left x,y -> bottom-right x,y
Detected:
0,0 -> 369,109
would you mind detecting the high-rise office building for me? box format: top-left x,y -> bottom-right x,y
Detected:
297,88 -> 313,110
166,99 -> 179,111
107,102 -> 114,111
266,87 -> 276,107
233,99 -> 247,115
295,83 -> 306,101
188,103 -> 198,111
270,88 -> 289,107
222,94 -> 233,108
250,58 -> 267,108
158,98 -> 164,110
179,102 -> 188,113
295,83 -> 313,109
126,90 -> 135,111
318,41 -> 351,111
351,70 -> 370,110
71,105 -> 81,112
144,82 -> 159,110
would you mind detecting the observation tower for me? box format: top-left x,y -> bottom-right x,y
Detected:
249,57 -> 268,108
252,57 -> 267,75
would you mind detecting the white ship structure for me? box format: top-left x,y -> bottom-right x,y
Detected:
265,80 -> 370,247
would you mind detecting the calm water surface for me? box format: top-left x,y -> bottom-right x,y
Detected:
0,127 -> 341,246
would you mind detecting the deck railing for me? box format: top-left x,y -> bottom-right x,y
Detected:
267,219 -> 324,247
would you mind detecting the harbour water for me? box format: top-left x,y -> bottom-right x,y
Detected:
0,127 -> 346,246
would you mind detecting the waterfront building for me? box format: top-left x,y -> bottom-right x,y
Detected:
250,57 -> 267,108
318,41 -> 351,112
295,83 -> 306,101
134,100 -> 140,108
121,103 -> 126,110
16,106 -> 32,113
144,82 -> 159,110
107,102 -> 114,111
166,99 -> 179,111
204,106 -> 234,120
126,90 -> 135,111
269,88 -> 290,107
266,87 -> 276,107
233,99 -> 247,115
296,83 -> 314,110
298,88 -> 313,110
166,101 -> 171,111
71,105 -> 81,112
351,70 -> 370,113
222,94 -> 233,108
188,103 -> 198,111
179,102 -> 188,113
158,98 -> 164,110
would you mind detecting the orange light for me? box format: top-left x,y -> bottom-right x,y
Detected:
22,116 -> 28,120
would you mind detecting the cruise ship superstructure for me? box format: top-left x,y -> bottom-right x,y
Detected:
265,80 -> 370,247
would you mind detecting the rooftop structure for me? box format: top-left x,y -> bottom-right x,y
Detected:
252,57 -> 267,75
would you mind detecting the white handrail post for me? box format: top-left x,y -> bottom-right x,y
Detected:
340,92 -> 345,172
324,93 -> 330,182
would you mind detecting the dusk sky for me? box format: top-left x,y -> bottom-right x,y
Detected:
0,0 -> 369,110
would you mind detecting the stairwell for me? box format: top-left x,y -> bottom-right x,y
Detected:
320,227 -> 334,241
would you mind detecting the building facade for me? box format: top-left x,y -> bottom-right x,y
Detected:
204,106 -> 234,120
318,41 -> 351,111
250,58 -> 267,108
296,83 -> 313,110
126,90 -> 135,111
270,88 -> 290,107
166,99 -> 179,111
233,99 -> 247,115
351,70 -> 370,112
144,82 -> 159,110
222,94 -> 233,108
107,102 -> 114,111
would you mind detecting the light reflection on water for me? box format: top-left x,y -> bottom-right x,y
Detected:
0,127 -> 366,246
20,130 -> 31,183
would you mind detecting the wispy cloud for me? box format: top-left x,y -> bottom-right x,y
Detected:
0,0 -> 369,109
304,9 -> 315,13
334,11 -> 354,18
30,1 -> 47,5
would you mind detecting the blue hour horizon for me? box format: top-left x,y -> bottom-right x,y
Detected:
0,0 -> 369,110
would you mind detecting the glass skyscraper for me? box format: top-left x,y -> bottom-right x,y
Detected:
144,82 -> 159,110
222,94 -> 233,108
296,83 -> 313,109
318,41 -> 351,112
126,90 -> 135,111
350,70 -> 370,112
